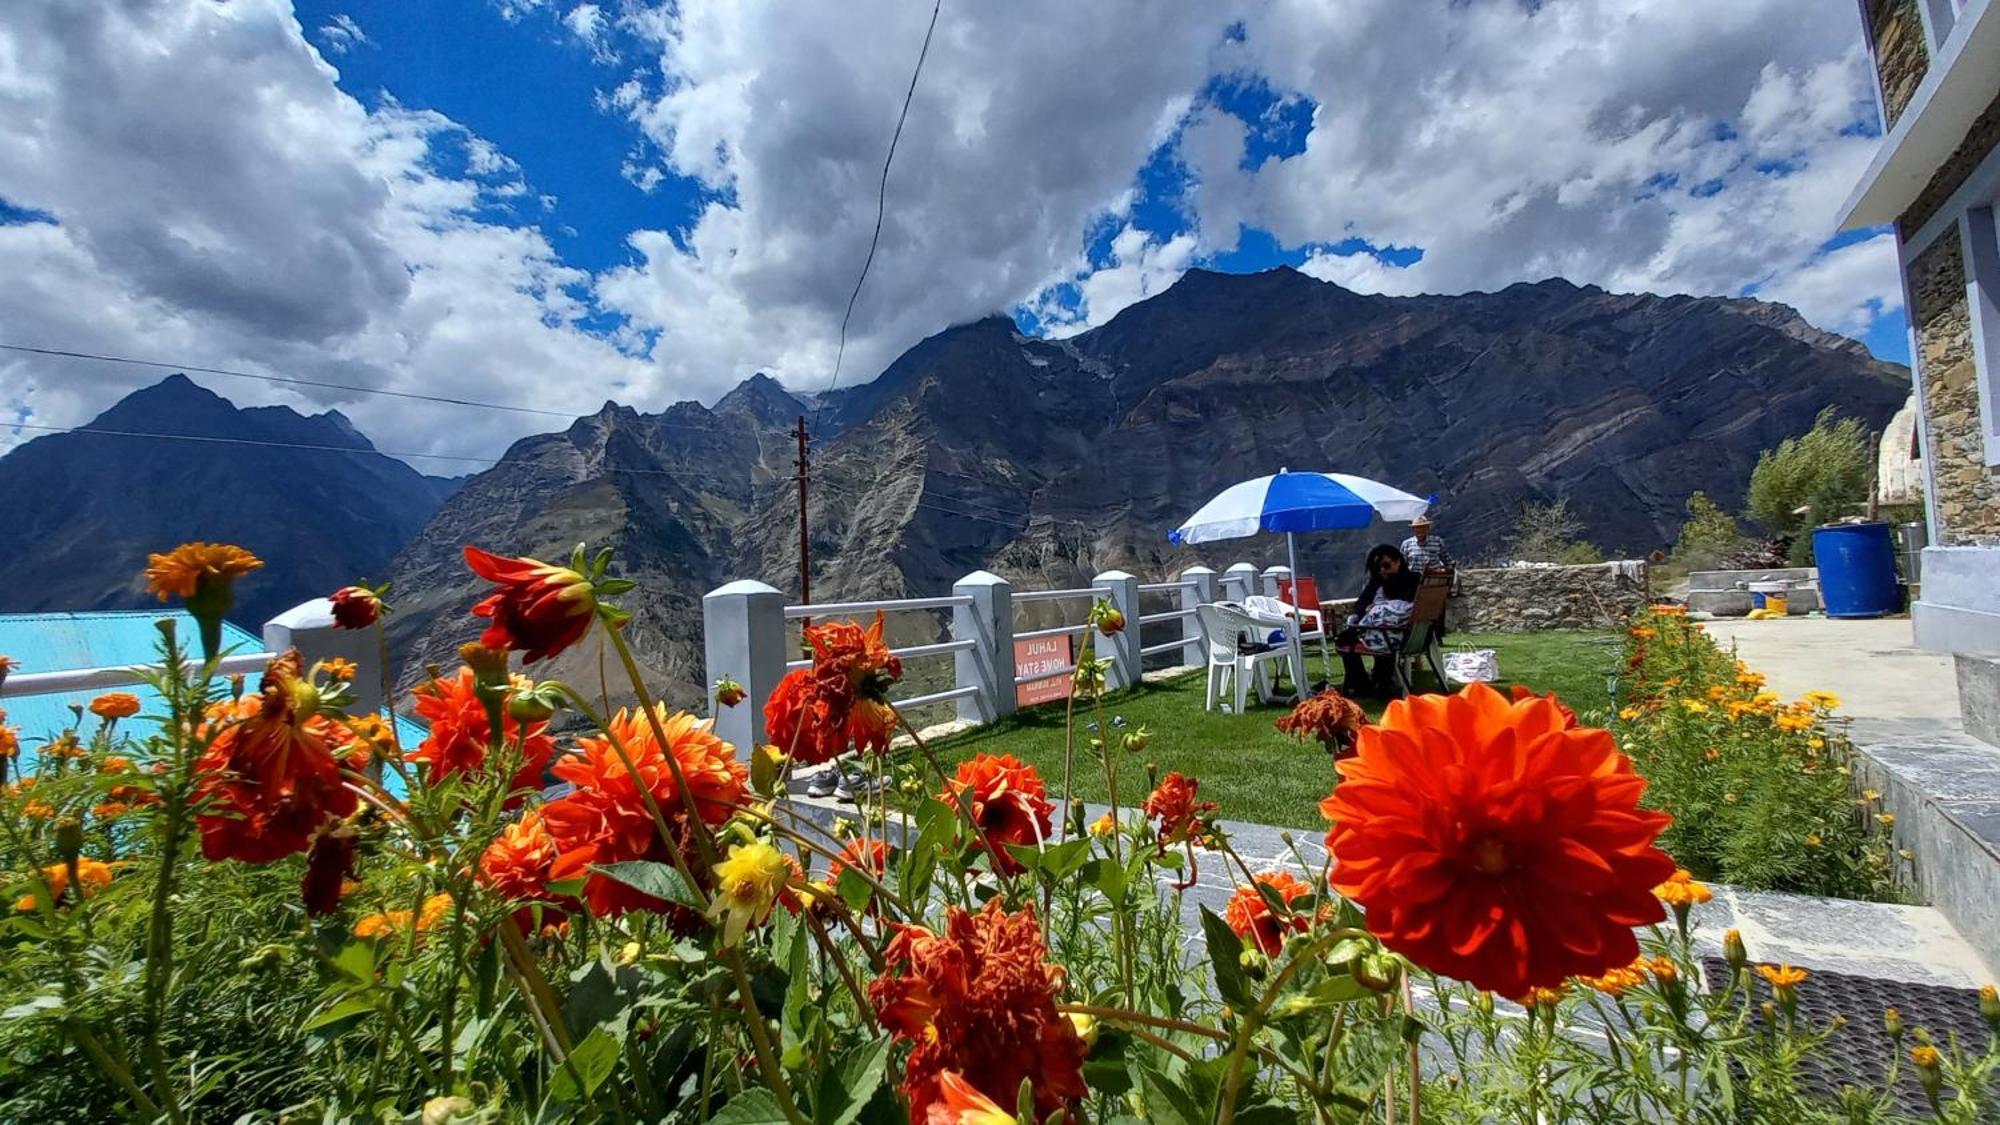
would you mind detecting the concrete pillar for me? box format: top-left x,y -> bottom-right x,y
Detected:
953,571 -> 1015,724
265,599 -> 381,719
1178,566 -> 1217,668
1091,570 -> 1141,692
1261,565 -> 1290,598
1222,563 -> 1259,603
702,580 -> 787,759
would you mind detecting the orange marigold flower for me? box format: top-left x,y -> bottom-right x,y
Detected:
543,705 -> 747,919
940,753 -> 1053,875
1756,963 -> 1807,992
1654,868 -> 1713,908
100,756 -> 131,774
143,542 -> 262,601
1582,962 -> 1647,997
1143,772 -> 1217,848
463,545 -> 600,663
1320,681 -> 1675,997
353,909 -> 411,940
930,1070 -> 1017,1124
190,651 -> 359,865
13,857 -> 114,912
319,657 -> 358,683
406,667 -> 557,801
869,900 -> 1086,1124
827,837 -> 891,883
89,692 -> 141,720
1274,689 -> 1367,756
0,722 -> 18,761
328,585 -> 384,630
1224,870 -> 1313,955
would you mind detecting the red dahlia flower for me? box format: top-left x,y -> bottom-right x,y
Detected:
1224,870 -> 1313,956
329,585 -> 384,629
1143,771 -> 1216,847
1509,683 -> 1579,728
827,837 -> 891,882
463,545 -> 603,663
939,753 -> 1053,875
192,651 -> 359,865
1321,682 -> 1675,997
764,612 -> 904,763
541,705 -> 746,919
406,667 -> 557,802
869,900 -> 1087,1123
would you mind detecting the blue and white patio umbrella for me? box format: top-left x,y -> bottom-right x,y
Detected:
1170,470 -> 1431,692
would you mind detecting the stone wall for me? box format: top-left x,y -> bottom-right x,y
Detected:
1451,561 -> 1651,632
1865,0 -> 1929,129
1909,236 -> 2000,544
1903,88 -> 2000,237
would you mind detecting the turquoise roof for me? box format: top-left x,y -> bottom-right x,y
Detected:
1,611 -> 424,778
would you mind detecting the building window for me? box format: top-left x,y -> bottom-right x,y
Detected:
1965,204 -> 2000,466
1918,0 -> 1963,51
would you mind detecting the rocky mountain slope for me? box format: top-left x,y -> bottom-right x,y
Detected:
0,375 -> 458,628
384,268 -> 1908,707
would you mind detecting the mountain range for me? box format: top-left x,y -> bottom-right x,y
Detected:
0,269 -> 1910,705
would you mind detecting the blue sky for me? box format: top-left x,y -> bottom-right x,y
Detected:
1,1 -> 1912,461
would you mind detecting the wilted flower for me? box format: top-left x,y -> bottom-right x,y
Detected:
464,545 -> 621,663
191,651 -> 359,865
713,676 -> 746,708
1274,689 -> 1367,756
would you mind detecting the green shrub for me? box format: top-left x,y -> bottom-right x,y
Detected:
1746,410 -> 1873,563
1674,490 -> 1746,570
1506,498 -> 1602,564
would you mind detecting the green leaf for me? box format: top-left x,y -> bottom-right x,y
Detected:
329,940 -> 376,985
1039,837 -> 1094,878
1199,906 -> 1254,1011
836,866 -> 873,914
818,1037 -> 890,1125
563,961 -> 626,1038
592,861 -> 706,911
1082,1028 -> 1134,1096
710,1087 -> 794,1125
301,994 -> 377,1032
1083,857 -> 1127,901
547,1026 -> 622,1104
1136,1062 -> 1203,1125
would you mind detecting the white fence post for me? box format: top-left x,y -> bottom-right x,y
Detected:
1223,562 -> 1258,603
1262,565 -> 1290,597
953,571 -> 1015,724
1092,570 -> 1141,691
1179,566 -> 1216,668
703,580 -> 787,760
265,600 -> 381,719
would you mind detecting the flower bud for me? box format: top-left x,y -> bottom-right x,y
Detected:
1980,985 -> 1999,1033
54,816 -> 84,863
1884,1007 -> 1904,1040
1723,928 -> 1747,967
714,676 -> 747,709
459,642 -> 510,685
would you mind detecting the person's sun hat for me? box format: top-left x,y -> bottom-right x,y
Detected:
1411,514 -> 1432,527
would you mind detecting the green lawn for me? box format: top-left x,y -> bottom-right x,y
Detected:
922,630 -> 1623,830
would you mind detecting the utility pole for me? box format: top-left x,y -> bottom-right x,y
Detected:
794,416 -> 811,623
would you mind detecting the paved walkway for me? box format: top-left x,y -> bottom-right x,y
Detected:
1700,616 -> 1960,725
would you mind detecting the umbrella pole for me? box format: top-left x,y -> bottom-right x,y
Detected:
1285,531 -> 1309,699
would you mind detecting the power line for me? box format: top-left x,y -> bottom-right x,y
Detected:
811,0 -> 944,432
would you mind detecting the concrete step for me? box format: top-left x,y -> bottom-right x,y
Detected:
1688,566 -> 1818,591
1687,587 -> 1822,616
1849,716 -> 2000,976
1957,654 -> 2000,750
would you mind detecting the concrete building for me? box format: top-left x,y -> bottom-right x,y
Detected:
1842,0 -> 2000,672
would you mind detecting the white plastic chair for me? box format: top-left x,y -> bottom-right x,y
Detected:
1244,594 -> 1332,679
1195,602 -> 1291,713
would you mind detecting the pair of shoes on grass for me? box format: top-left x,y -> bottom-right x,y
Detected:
803,764 -> 884,803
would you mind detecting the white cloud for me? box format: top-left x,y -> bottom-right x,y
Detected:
316,13 -> 370,55
0,0 -> 648,463
563,4 -> 616,64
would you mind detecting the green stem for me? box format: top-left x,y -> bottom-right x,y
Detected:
727,954 -> 809,1125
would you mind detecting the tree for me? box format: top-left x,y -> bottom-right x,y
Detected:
1674,491 -> 1746,570
1745,409 -> 1872,563
1506,498 -> 1603,564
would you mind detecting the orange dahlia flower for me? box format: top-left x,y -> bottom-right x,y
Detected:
939,753 -> 1053,875
1224,870 -> 1314,956
827,837 -> 891,882
542,704 -> 746,918
89,692 -> 141,721
1321,681 -> 1675,997
1143,772 -> 1217,847
478,809 -> 563,902
929,1070 -> 1017,1124
329,585 -> 384,630
143,541 -> 262,601
869,900 -> 1086,1123
1508,683 -> 1579,728
191,652 -> 360,865
463,546 -> 599,663
1275,689 -> 1367,756
764,613 -> 904,764
406,667 -> 557,801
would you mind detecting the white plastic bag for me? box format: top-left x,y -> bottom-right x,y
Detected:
1443,649 -> 1499,685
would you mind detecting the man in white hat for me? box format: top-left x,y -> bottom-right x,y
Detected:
1400,515 -> 1453,574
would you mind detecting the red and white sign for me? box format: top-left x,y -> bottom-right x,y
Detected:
1014,634 -> 1073,708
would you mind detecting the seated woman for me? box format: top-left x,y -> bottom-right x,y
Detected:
1338,543 -> 1419,697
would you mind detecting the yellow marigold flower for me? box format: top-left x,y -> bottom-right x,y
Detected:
1655,868 -> 1713,908
1583,964 -> 1646,997
1736,670 -> 1765,689
1646,957 -> 1679,984
1757,963 -> 1807,993
1877,813 -> 1895,828
142,542 -> 263,601
1862,789 -> 1882,803
1088,812 -> 1116,837
1808,737 -> 1825,751
88,692 -> 141,720
1706,685 -> 1728,701
320,657 -> 358,682
1909,1044 -> 1941,1069
1804,834 -> 1822,847
354,910 -> 412,940
1617,706 -> 1642,721
709,841 -> 791,947
1680,700 -> 1709,714
416,893 -> 456,933
1774,713 -> 1813,732
1801,690 -> 1841,711
1628,627 -> 1656,640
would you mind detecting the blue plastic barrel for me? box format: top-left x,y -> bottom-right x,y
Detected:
1812,522 -> 1902,618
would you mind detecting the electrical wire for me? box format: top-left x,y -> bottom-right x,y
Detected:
810,0 -> 944,433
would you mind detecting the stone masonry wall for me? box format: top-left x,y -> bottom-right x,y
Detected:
1865,0 -> 1929,129
1909,236 -> 2000,544
1451,562 -> 1651,632
1903,88 -> 2000,237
